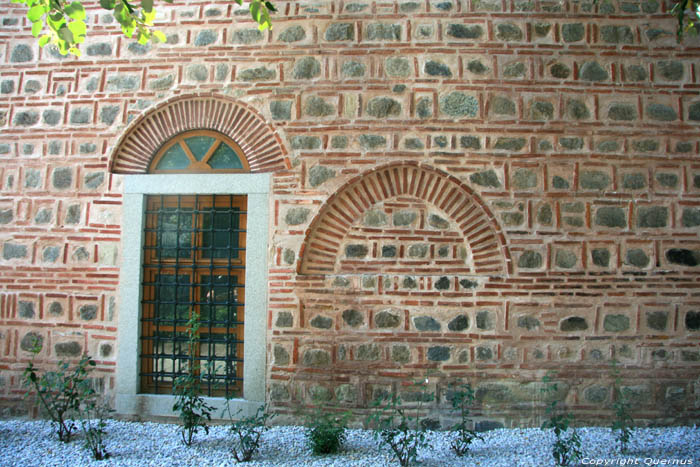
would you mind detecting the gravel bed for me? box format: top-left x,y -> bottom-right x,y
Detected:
0,419 -> 698,466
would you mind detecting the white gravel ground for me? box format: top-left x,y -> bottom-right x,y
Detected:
0,419 -> 698,466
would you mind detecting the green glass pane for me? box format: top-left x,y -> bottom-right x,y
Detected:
158,208 -> 193,259
208,143 -> 243,169
201,207 -> 240,259
156,274 -> 191,323
200,274 -> 238,323
184,136 -> 216,161
155,143 -> 191,170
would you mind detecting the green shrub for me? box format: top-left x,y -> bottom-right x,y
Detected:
172,312 -> 214,446
366,378 -> 434,466
22,335 -> 96,443
225,402 -> 273,462
79,402 -> 113,460
609,359 -> 633,453
540,372 -> 582,466
447,382 -> 483,457
304,408 -> 350,455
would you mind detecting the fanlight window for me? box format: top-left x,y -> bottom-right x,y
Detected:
149,130 -> 249,173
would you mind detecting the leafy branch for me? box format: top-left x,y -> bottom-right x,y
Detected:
14,0 -> 276,57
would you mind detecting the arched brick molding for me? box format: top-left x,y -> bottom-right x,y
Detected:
298,162 -> 512,276
109,93 -> 290,174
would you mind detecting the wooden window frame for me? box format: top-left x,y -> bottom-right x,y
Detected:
149,130 -> 250,174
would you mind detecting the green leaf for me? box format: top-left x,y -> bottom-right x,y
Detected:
58,25 -> 75,43
100,0 -> 116,8
265,1 -> 276,12
68,20 -> 87,43
250,2 -> 261,22
65,1 -> 86,21
152,29 -> 166,42
68,46 -> 81,57
31,20 -> 43,37
27,4 -> 45,22
38,34 -> 51,46
141,0 -> 152,12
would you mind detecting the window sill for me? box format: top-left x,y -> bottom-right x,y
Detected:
115,393 -> 264,420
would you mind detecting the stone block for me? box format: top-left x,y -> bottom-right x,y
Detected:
366,97 -> 401,118
518,250 -> 542,268
240,66 -> 275,81
496,23 -> 522,41
291,136 -> 321,150
310,315 -> 333,329
279,25 -> 306,42
503,62 -> 526,78
275,311 -> 293,327
666,249 -> 700,267
531,101 -> 554,120
685,311 -> 700,331
560,316 -> 588,331
603,314 -> 629,332
385,57 -> 411,77
13,111 -> 39,126
3,243 -> 27,260
439,92 -> 478,117
608,103 -> 637,121
646,311 -> 668,331
427,346 -> 450,361
309,166 -> 335,187
270,100 -> 292,120
555,250 -> 577,269
448,314 -> 469,331
655,173 -> 678,188
580,170 -> 610,190
356,343 -> 380,360
359,134 -> 386,149
435,276 -> 451,290
626,249 -> 649,268
591,248 -> 611,267
550,63 -> 570,78
467,59 -> 488,74
633,139 -> 659,152
86,43 -> 112,56
424,60 -> 452,77
127,42 -> 151,55
517,316 -> 540,330
302,349 -> 331,367
375,310 -> 401,328
470,170 -> 500,188
292,57 -> 321,79
583,385 -> 609,403
20,332 -> 43,352
382,245 -> 397,258
69,108 -> 91,125
55,341 -> 81,357
601,25 -> 633,43
285,207 -> 310,226
270,383 -> 290,401
476,310 -> 494,330
391,345 -> 411,363
11,44 -> 33,63
562,23 -> 584,42
342,309 -> 364,327
446,24 -> 483,39
637,206 -> 668,228
491,96 -> 516,116
335,384 -> 357,403
414,316 -> 441,331
681,208 -> 700,227
579,62 -> 608,81
408,244 -> 428,258
476,346 -> 493,360
416,98 -> 432,118
647,103 -> 677,121
566,99 -> 590,120
342,61 -> 365,77
231,29 -> 264,44
393,210 -> 417,226
18,301 -> 35,318
595,207 -> 626,228
194,30 -> 217,46
656,61 -> 683,81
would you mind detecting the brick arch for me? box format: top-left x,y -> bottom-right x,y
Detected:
108,93 -> 290,174
298,162 -> 512,275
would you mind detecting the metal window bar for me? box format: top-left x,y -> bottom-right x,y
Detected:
140,194 -> 247,398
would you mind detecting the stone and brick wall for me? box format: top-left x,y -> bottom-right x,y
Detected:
1,0 -> 699,426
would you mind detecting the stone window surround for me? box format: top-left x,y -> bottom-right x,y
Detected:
115,173 -> 270,419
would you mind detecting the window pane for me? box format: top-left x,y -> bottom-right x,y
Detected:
155,143 -> 191,170
208,142 -> 243,169
201,207 -> 240,259
158,208 -> 193,259
185,136 -> 216,161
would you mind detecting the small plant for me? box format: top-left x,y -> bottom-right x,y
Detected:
79,401 -> 113,460
366,377 -> 434,467
447,382 -> 483,457
173,311 -> 214,446
540,372 -> 582,467
304,407 -> 350,455
224,402 -> 274,462
609,359 -> 633,453
22,335 -> 96,443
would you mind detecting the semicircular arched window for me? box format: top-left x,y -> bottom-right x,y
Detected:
149,130 -> 249,173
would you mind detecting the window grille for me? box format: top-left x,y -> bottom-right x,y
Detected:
140,194 -> 247,397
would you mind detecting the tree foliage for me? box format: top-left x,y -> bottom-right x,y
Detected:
12,0 -> 276,57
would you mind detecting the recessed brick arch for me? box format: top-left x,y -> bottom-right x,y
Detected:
298,162 -> 512,275
109,93 -> 290,174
